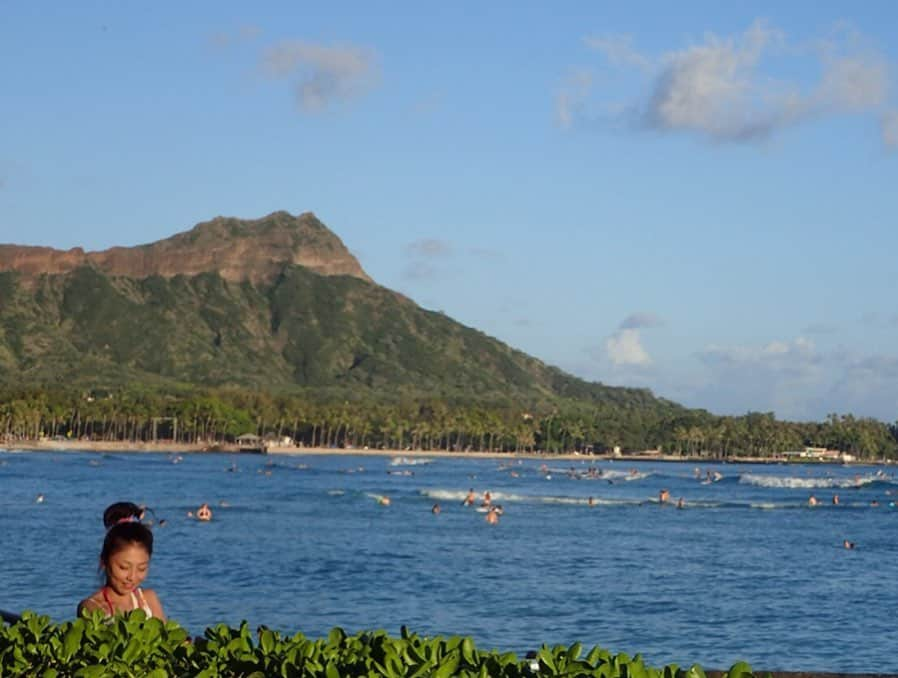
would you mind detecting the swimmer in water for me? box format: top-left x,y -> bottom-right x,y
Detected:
677,497 -> 685,510
659,489 -> 670,504
485,507 -> 499,525
481,491 -> 492,508
35,493 -> 45,504
463,489 -> 476,507
378,496 -> 391,506
588,496 -> 595,507
431,503 -> 441,515
808,495 -> 818,507
196,503 -> 213,521
843,540 -> 855,550
832,494 -> 839,505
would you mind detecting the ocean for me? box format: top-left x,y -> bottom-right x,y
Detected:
1,449 -> 895,672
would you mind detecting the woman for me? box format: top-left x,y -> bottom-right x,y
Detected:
78,520 -> 165,620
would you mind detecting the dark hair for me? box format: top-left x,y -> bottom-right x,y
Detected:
100,522 -> 154,568
103,502 -> 143,529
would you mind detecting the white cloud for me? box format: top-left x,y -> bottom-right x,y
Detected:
605,328 -> 652,366
700,336 -> 818,368
644,21 -> 803,141
262,40 -> 379,112
568,21 -> 896,147
598,312 -> 663,367
691,336 -> 828,419
816,54 -> 888,111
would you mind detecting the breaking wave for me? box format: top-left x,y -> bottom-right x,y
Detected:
738,473 -> 889,489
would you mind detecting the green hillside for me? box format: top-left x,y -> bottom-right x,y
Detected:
0,262 -> 677,415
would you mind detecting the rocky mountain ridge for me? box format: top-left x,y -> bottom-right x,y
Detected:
0,211 -> 371,285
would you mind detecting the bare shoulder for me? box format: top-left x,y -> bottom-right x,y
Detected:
77,591 -> 105,617
142,588 -> 166,621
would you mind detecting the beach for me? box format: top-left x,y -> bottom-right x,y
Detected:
8,436 -> 889,466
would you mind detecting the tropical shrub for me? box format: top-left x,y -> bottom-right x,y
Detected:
0,610 -> 769,678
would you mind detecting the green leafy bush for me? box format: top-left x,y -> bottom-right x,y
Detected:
1,611 -> 769,678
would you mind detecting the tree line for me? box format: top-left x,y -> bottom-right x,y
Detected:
1,386 -> 896,460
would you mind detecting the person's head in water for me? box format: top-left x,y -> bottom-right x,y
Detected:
103,502 -> 143,529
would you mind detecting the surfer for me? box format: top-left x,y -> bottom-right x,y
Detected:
659,489 -> 670,504
481,491 -> 492,507
677,497 -> 685,509
463,489 -> 476,506
588,496 -> 595,507
378,495 -> 391,506
832,494 -> 839,505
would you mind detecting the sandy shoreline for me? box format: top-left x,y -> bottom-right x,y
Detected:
2,438 -> 886,465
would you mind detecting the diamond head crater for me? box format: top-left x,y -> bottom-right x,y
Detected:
0,211 -> 894,460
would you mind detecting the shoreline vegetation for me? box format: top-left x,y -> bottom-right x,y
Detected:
6,437 -> 893,465
2,385 -> 897,462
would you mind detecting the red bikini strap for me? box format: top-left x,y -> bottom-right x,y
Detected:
101,587 -> 115,615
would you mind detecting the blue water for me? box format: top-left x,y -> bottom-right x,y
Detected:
1,450 -> 896,672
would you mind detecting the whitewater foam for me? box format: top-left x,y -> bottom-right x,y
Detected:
739,473 -> 880,489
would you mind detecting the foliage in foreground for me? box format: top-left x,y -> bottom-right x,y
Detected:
0,611 -> 768,678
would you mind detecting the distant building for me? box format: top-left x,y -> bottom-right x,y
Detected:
782,447 -> 855,462
236,433 -> 267,454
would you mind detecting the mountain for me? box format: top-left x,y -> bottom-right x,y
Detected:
0,211 -> 682,414
0,211 -> 370,285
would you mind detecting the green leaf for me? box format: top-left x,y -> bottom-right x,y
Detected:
727,661 -> 754,678
62,624 -> 84,661
260,628 -> 275,654
433,650 -> 461,678
461,636 -> 475,665
538,646 -> 557,672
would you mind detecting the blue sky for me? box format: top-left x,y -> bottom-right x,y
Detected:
2,1 -> 897,422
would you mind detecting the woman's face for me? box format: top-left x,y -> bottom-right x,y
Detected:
104,542 -> 150,595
